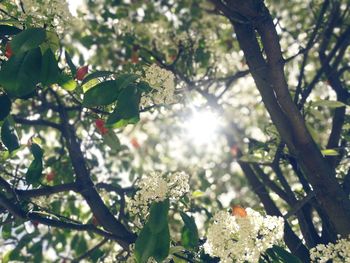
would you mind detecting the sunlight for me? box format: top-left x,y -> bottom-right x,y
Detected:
185,109 -> 220,145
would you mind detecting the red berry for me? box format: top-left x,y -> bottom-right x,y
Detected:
131,51 -> 139,64
5,42 -> 13,59
130,137 -> 140,148
32,220 -> 39,227
230,145 -> 239,158
95,119 -> 109,135
46,171 -> 56,182
75,65 -> 89,81
92,216 -> 99,226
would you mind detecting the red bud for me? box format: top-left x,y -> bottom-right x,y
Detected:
95,119 -> 109,135
75,65 -> 89,81
46,171 -> 56,182
130,137 -> 140,148
5,43 -> 13,59
92,216 -> 99,226
31,220 -> 39,227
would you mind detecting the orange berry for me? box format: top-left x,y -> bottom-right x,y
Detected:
231,205 -> 247,218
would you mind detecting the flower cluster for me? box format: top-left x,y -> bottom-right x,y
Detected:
140,64 -> 176,107
204,208 -> 284,263
127,171 -> 189,220
19,0 -> 73,35
310,236 -> 350,263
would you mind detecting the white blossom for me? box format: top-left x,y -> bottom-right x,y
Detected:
310,236 -> 350,263
127,171 -> 190,222
18,0 -> 73,35
140,64 -> 176,107
204,208 -> 285,263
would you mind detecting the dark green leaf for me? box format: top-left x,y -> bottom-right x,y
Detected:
180,212 -> 199,249
137,81 -> 153,93
135,225 -> 157,263
82,80 -> 120,107
106,84 -> 141,128
153,225 -> 170,262
25,158 -> 43,185
0,25 -> 21,36
148,199 -> 170,234
26,143 -> 44,184
65,51 -> 76,76
0,48 -> 42,97
30,143 -> 43,159
115,73 -> 139,90
270,246 -> 302,263
1,222 -> 12,239
81,70 -> 115,86
11,28 -> 46,54
0,94 -> 11,121
1,119 -> 20,152
40,49 -> 60,86
266,245 -> 302,263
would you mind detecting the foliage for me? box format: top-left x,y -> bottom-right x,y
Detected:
0,0 -> 349,262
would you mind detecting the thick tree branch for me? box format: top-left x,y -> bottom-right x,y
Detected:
49,89 -> 136,247
213,0 -> 350,236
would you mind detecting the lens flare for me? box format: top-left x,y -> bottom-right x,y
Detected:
185,110 -> 220,145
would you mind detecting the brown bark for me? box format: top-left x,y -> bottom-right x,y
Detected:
210,0 -> 350,236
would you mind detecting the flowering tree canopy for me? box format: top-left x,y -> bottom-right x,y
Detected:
0,0 -> 349,262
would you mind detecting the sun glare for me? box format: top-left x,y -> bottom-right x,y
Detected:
185,110 -> 220,145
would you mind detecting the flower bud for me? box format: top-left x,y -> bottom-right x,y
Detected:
75,65 -> 89,81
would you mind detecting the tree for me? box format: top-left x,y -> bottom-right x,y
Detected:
0,0 -> 349,262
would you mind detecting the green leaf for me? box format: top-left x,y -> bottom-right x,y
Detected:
58,73 -> 77,91
102,131 -> 121,152
1,119 -> 20,152
0,48 -> 42,97
135,225 -> 157,263
321,149 -> 339,156
81,70 -> 115,86
180,212 -> 199,249
148,199 -> 170,234
82,78 -> 99,93
266,246 -> 302,263
0,25 -> 21,36
10,28 -> 46,54
40,49 -> 60,86
106,84 -> 141,128
26,143 -> 44,185
25,158 -> 43,185
137,81 -> 153,93
116,73 -> 139,89
153,225 -> 170,262
40,31 -> 59,53
1,222 -> 12,239
30,143 -> 43,159
312,99 -> 347,108
82,80 -> 120,107
0,94 -> 11,121
64,51 -> 76,76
